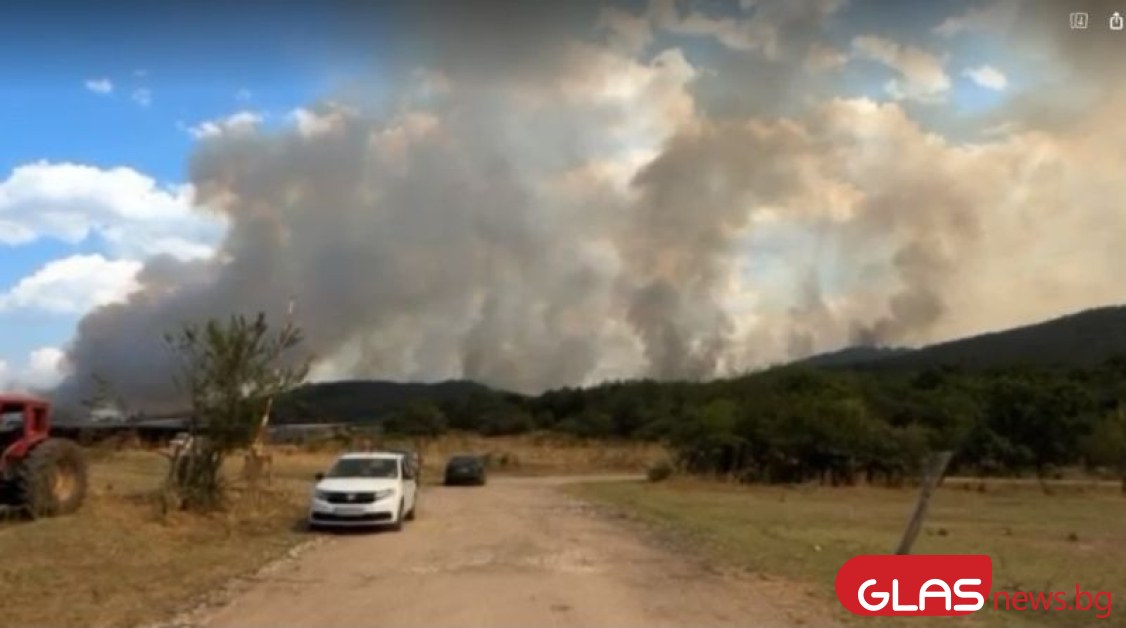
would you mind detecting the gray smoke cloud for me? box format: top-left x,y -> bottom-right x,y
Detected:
48,0 -> 1126,411
54,87 -> 636,409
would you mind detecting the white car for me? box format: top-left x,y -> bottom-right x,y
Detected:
307,451 -> 418,530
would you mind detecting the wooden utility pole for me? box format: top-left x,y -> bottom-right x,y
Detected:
894,450 -> 954,555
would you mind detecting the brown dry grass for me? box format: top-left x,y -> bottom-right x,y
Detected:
412,432 -> 668,476
271,431 -> 668,482
0,450 -> 309,628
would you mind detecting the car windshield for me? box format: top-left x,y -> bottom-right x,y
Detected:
449,456 -> 480,466
325,457 -> 399,479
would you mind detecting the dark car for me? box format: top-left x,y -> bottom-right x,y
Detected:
444,454 -> 486,486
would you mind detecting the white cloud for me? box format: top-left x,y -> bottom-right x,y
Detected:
132,88 -> 152,107
805,43 -> 847,72
590,0 -> 852,67
934,2 -> 1017,37
187,110 -> 264,139
963,65 -> 1008,90
0,161 -> 224,260
24,347 -> 67,389
0,347 -> 69,392
649,0 -> 778,57
0,254 -> 142,314
851,36 -> 950,102
84,78 -> 113,94
236,88 -> 252,102
624,0 -> 844,61
288,106 -> 354,138
561,44 -> 697,149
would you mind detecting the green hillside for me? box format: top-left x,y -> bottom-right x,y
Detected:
801,305 -> 1126,371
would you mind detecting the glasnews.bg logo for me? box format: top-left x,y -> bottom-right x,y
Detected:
835,555 -> 992,617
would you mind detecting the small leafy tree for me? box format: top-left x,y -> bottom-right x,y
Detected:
163,312 -> 309,510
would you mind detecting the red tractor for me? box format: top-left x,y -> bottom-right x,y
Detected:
0,394 -> 88,518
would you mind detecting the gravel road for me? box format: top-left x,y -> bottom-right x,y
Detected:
200,476 -> 836,628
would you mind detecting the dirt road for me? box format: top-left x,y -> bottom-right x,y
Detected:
200,476 -> 837,628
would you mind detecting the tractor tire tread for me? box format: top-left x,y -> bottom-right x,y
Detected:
14,438 -> 88,518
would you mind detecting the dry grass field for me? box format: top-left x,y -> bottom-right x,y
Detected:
574,478 -> 1125,627
0,450 -> 305,627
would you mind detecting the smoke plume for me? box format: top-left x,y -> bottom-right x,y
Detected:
50,0 -> 1126,410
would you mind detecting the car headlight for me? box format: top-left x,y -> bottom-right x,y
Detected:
374,489 -> 396,501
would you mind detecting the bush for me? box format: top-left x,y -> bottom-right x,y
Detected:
647,461 -> 673,482
162,312 -> 309,511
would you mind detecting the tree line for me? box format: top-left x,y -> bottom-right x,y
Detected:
384,358 -> 1126,491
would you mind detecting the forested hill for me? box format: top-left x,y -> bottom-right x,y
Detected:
799,305 -> 1126,371
262,305 -> 1126,485
798,346 -> 913,368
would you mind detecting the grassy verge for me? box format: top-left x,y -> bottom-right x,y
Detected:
0,450 -> 309,628
573,478 -> 1125,627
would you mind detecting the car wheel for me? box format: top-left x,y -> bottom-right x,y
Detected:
391,501 -> 404,531
405,499 -> 416,521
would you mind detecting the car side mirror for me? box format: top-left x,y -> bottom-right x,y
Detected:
314,472 -> 324,481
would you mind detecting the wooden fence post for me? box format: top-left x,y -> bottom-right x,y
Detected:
894,450 -> 954,555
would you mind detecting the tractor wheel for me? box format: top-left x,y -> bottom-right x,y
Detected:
15,438 -> 88,519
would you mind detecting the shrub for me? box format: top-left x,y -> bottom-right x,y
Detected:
647,461 -> 674,482
162,312 -> 309,511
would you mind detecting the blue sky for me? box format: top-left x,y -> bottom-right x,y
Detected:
0,2 -> 371,180
0,1 -> 384,383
